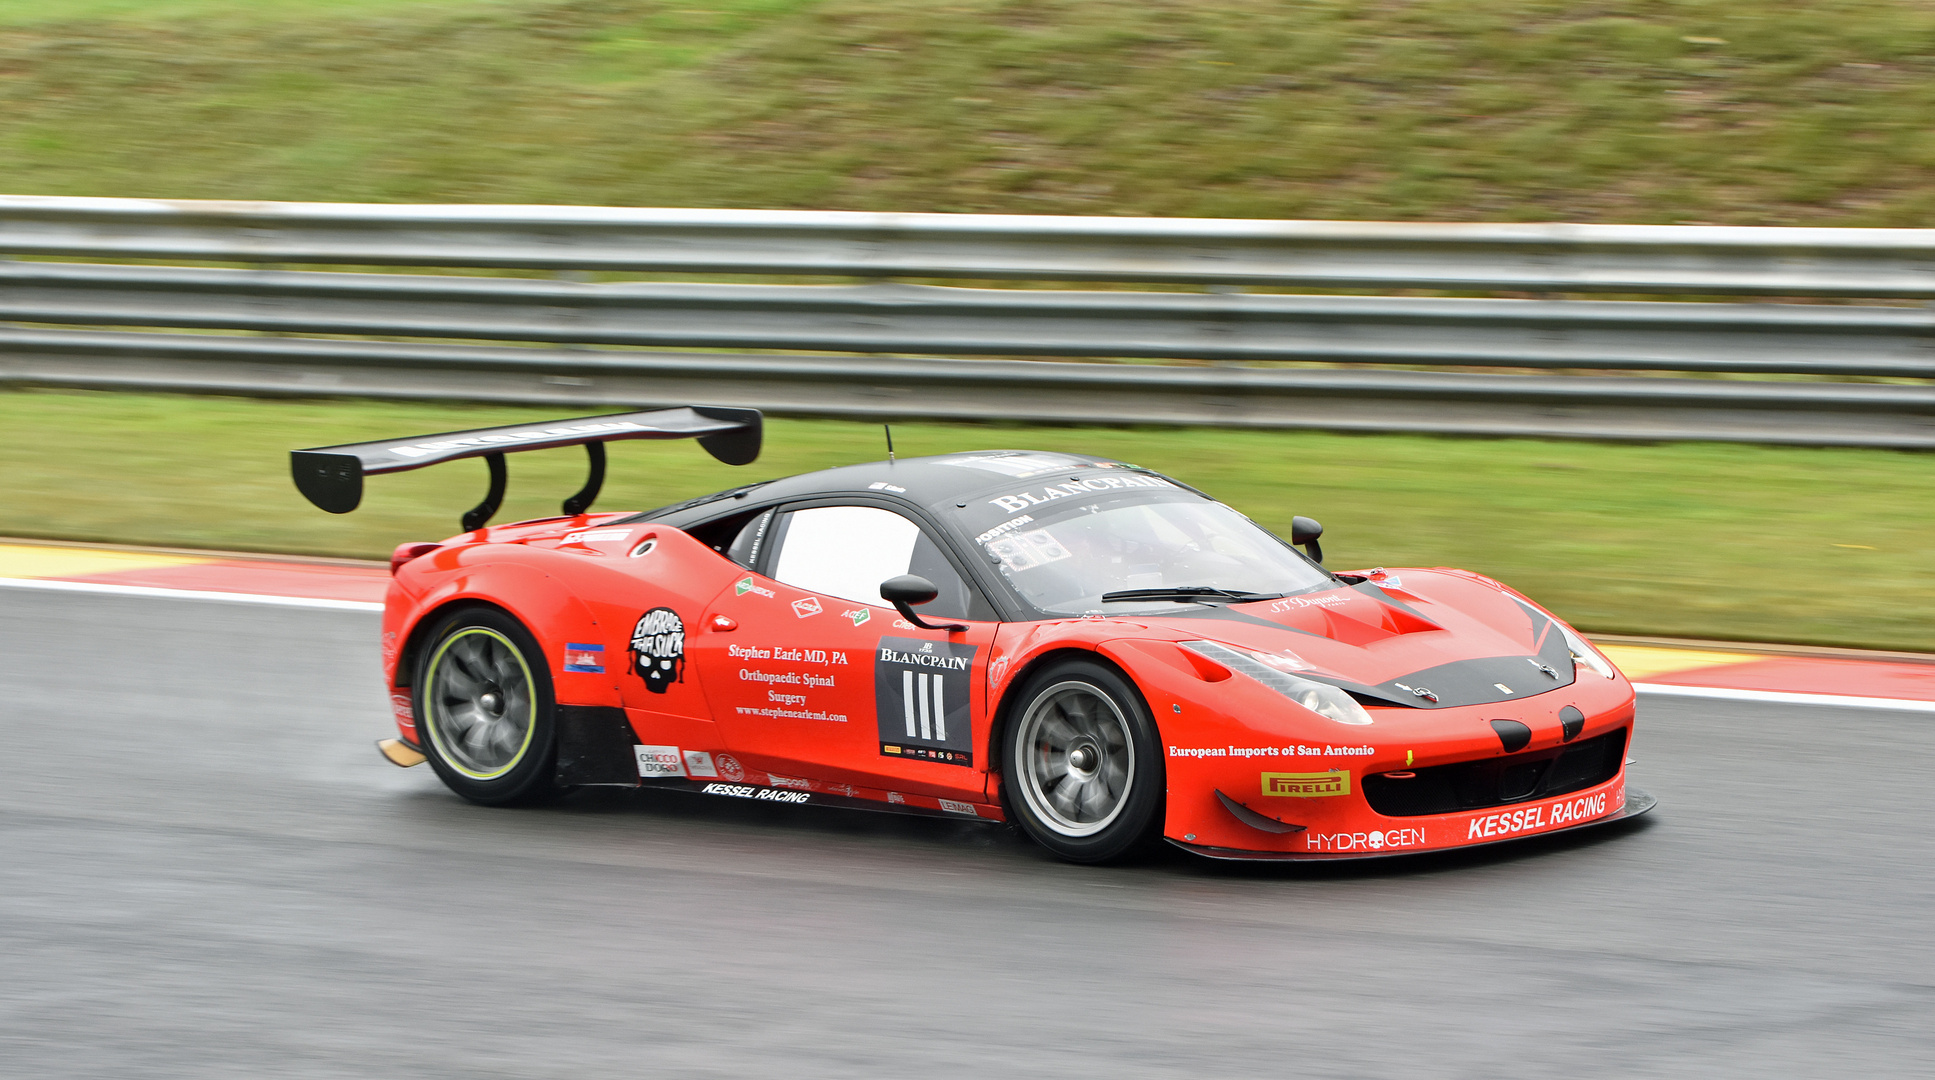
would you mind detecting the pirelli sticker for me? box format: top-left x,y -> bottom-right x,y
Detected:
1261,770 -> 1351,798
876,636 -> 976,767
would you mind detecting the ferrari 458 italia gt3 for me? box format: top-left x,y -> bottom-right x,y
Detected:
293,407 -> 1650,863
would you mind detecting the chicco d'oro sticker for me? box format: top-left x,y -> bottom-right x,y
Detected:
630,607 -> 686,694
634,744 -> 685,779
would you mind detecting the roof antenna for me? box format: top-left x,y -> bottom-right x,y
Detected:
884,424 -> 895,463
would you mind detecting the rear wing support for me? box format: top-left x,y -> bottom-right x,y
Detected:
457,440 -> 600,531
562,442 -> 607,518
292,406 -> 761,531
462,452 -> 510,533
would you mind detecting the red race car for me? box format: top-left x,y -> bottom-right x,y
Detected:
294,407 -> 1651,863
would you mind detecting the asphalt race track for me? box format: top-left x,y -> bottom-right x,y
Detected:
2,591 -> 1930,1078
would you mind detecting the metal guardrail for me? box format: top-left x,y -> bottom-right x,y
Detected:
2,196 -> 1933,446
6,261 -> 1934,376
5,327 -> 1929,447
8,195 -> 1935,295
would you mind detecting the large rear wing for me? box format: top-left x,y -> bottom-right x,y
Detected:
292,406 -> 761,530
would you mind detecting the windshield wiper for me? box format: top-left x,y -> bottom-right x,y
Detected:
1101,586 -> 1269,605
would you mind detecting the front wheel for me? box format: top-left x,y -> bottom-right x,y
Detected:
414,607 -> 562,806
1001,659 -> 1164,863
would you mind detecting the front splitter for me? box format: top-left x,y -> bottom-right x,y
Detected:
1168,788 -> 1657,862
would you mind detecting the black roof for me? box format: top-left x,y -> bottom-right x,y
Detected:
634,449 -> 1185,527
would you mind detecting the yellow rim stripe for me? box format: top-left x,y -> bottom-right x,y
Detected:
424,627 -> 537,781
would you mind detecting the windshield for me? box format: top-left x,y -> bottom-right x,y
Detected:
959,491 -> 1333,615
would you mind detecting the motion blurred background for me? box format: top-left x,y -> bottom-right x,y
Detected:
6,8 -> 1935,1078
2,0 -> 1931,649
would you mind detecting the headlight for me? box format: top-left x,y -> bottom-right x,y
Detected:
1558,624 -> 1616,680
1180,641 -> 1374,726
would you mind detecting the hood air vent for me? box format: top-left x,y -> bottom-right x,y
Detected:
1489,719 -> 1533,753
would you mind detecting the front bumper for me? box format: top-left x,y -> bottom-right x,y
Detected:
1168,778 -> 1653,861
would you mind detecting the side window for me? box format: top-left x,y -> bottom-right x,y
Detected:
724,508 -> 775,568
683,505 -> 769,563
908,530 -> 991,621
769,505 -> 989,620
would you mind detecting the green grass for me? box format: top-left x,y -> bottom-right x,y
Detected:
4,3 -> 1933,650
6,0 -> 1935,223
2,388 -> 1929,652
0,1 -> 502,25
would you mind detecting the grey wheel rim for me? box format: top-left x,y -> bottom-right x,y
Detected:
1015,680 -> 1135,838
425,627 -> 536,781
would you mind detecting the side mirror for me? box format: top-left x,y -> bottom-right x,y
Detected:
879,574 -> 966,632
1290,516 -> 1324,565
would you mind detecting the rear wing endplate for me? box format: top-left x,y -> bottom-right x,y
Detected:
292,406 -> 761,530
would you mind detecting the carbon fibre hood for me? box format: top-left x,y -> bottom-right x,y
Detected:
1148,568 -> 1579,709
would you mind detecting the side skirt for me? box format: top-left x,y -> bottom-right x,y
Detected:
554,705 -> 641,787
550,706 -> 1005,822
638,776 -> 1005,824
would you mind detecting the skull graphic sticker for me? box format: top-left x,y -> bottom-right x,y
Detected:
629,607 -> 686,694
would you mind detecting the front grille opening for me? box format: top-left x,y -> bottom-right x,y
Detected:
1362,727 -> 1627,818
1499,761 -> 1545,801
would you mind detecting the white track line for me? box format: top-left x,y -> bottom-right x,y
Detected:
4,576 -> 1932,710
1635,681 -> 1935,713
0,576 -> 382,612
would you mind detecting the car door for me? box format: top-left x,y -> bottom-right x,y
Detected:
691,500 -> 999,801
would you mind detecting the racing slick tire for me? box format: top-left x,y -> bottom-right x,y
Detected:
414,606 -> 564,806
1001,658 -> 1165,864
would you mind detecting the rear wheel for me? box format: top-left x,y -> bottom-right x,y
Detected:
1001,659 -> 1164,863
414,607 -> 562,806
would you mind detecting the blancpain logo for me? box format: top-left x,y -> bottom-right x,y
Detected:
388,421 -> 644,459
879,647 -> 971,670
988,475 -> 1173,512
